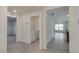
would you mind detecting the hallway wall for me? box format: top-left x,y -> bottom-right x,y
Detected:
47,11 -> 55,43
0,6 -> 7,53
17,14 -> 31,44
69,7 -> 79,53
17,11 -> 41,44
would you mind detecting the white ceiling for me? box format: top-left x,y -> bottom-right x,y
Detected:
8,6 -> 69,22
48,7 -> 69,22
8,6 -> 45,16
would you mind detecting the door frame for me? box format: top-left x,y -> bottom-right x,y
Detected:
29,11 -> 42,49
42,6 -> 69,50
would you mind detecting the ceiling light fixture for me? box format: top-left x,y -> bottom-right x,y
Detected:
13,10 -> 16,13
67,14 -> 69,16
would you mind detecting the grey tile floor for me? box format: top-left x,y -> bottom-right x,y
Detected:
7,32 -> 69,53
47,32 -> 69,53
7,36 -> 16,44
7,38 -> 47,53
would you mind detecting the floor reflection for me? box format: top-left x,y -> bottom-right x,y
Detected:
47,32 -> 69,53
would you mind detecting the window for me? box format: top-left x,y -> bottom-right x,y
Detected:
55,24 -> 59,30
55,24 -> 64,31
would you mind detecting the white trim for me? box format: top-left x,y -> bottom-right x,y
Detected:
8,15 -> 16,18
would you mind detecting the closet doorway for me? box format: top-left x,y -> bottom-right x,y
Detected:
7,16 -> 16,44
30,15 -> 40,49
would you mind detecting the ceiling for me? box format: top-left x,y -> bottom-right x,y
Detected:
48,7 -> 69,22
8,6 -> 45,16
8,6 -> 69,22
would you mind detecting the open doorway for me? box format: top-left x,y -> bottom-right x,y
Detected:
47,7 -> 69,53
30,15 -> 40,49
7,16 -> 17,52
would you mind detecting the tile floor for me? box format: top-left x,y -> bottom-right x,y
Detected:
7,32 -> 69,53
7,38 -> 47,53
47,32 -> 69,53
7,36 -> 16,44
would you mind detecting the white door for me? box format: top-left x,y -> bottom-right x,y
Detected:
0,6 -> 7,53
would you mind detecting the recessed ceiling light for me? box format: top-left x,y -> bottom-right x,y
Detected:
13,10 -> 16,12
67,14 -> 69,16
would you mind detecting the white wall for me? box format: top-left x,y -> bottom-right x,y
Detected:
0,6 -> 7,53
69,7 -> 79,53
17,11 -> 41,44
17,14 -> 31,44
16,15 -> 22,42
46,11 -> 55,43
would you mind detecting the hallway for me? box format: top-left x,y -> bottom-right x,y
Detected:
47,32 -> 69,53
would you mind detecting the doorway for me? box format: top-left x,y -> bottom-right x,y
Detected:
7,16 -> 17,52
47,7 -> 69,53
30,16 -> 40,49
